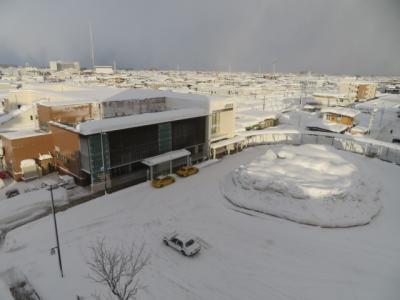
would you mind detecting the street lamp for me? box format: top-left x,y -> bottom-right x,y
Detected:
48,184 -> 64,278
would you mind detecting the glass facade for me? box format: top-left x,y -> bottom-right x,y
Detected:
88,133 -> 110,184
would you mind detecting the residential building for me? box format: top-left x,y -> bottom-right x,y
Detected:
94,66 -> 114,75
320,107 -> 360,127
339,82 -> 377,101
1,130 -> 53,180
49,61 -> 80,72
313,93 -> 349,107
36,89 -> 234,191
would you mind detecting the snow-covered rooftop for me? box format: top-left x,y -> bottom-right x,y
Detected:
76,108 -> 208,135
0,130 -> 50,140
306,120 -> 349,133
321,107 -> 360,118
313,92 -> 346,98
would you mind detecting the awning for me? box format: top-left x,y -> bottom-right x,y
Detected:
142,149 -> 190,167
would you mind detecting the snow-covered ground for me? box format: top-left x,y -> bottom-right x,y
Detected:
222,145 -> 381,227
0,174 -> 91,232
1,144 -> 400,299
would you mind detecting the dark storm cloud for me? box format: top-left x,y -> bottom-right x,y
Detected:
0,0 -> 399,75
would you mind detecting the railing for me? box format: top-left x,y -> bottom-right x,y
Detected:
238,130 -> 400,165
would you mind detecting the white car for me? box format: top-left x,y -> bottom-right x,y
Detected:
163,232 -> 201,256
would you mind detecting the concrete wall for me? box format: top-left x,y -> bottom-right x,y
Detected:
101,97 -> 166,118
38,103 -> 99,129
209,100 -> 235,142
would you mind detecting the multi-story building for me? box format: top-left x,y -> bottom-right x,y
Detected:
339,81 -> 377,101
49,61 -> 80,72
1,88 -> 235,189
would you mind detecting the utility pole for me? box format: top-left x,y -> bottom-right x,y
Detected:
263,96 -> 266,111
89,22 -> 95,68
49,185 -> 64,278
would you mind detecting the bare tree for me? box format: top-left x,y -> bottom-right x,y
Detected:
87,238 -> 150,300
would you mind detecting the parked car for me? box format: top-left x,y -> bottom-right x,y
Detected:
176,166 -> 199,177
152,175 -> 175,188
163,232 -> 201,256
5,188 -> 20,199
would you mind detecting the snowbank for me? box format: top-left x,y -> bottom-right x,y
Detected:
222,145 -> 382,227
0,189 -> 68,231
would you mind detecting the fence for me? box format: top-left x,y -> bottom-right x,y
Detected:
239,130 -> 400,165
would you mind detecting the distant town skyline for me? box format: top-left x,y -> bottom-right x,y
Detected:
0,0 -> 399,76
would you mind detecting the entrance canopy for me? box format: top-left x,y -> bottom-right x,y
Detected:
142,149 -> 191,167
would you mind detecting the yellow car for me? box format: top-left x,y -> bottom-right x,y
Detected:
152,175 -> 175,188
176,166 -> 199,177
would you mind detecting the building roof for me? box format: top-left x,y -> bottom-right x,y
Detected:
314,93 -> 346,98
76,107 -> 208,135
142,149 -> 190,167
37,88 -> 227,109
306,120 -> 349,133
0,130 -> 50,140
320,107 -> 360,118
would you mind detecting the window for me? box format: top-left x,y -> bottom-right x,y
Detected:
211,111 -> 220,135
185,240 -> 194,247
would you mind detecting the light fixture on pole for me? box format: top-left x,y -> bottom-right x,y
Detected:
48,184 -> 64,278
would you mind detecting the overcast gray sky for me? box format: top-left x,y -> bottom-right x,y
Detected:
0,0 -> 399,75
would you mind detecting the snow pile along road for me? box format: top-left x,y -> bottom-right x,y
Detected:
222,145 -> 382,227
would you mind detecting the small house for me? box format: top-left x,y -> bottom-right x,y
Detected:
320,107 -> 360,127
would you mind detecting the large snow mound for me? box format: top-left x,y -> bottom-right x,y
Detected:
222,145 -> 382,227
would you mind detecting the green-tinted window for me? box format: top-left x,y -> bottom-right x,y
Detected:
158,123 -> 171,153
88,133 -> 110,183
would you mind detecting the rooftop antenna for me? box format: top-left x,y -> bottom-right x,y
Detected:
272,59 -> 277,78
89,22 -> 95,68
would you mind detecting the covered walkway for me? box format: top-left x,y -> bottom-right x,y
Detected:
142,149 -> 191,179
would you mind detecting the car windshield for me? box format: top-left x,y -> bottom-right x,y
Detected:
185,240 -> 195,247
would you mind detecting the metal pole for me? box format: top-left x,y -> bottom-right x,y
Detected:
50,185 -> 64,278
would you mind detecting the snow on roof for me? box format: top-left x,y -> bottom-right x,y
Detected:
76,108 -> 208,135
105,88 -> 225,105
320,107 -> 360,118
142,149 -> 190,166
306,120 -> 349,133
314,93 -> 347,98
0,130 -> 50,140
37,88 -> 226,109
210,136 -> 246,149
350,126 -> 369,135
20,159 -> 36,167
38,153 -> 53,160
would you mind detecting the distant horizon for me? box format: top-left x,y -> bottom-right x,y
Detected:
1,63 -> 399,78
1,0 -> 399,77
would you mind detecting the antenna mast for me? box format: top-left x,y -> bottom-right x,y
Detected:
89,22 -> 95,68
